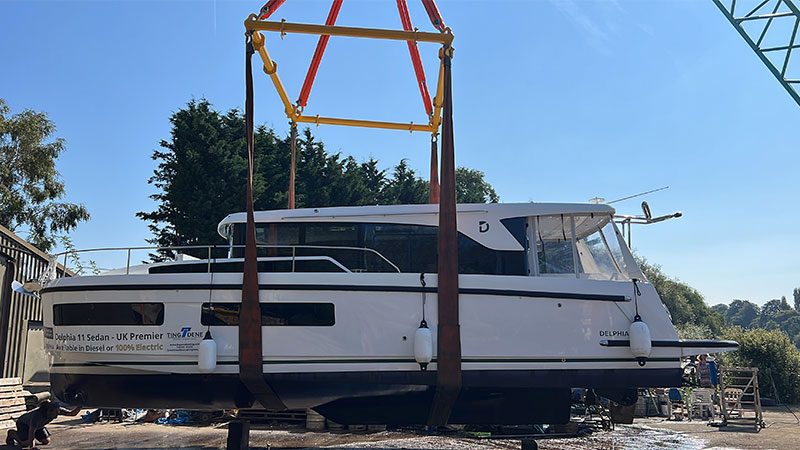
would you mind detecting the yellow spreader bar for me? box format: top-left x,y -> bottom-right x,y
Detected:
245,15 -> 451,133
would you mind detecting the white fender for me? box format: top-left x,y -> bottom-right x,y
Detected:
629,316 -> 652,366
414,321 -> 433,371
198,330 -> 217,372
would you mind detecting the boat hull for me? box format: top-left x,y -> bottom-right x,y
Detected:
50,367 -> 680,424
43,272 -> 685,423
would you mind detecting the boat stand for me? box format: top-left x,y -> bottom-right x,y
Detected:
227,420 -> 251,450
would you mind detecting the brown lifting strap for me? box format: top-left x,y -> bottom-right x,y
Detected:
428,43 -> 461,426
239,32 -> 286,411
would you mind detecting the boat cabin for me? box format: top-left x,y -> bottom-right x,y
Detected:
179,203 -> 641,281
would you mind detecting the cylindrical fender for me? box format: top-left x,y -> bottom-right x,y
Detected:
629,316 -> 652,366
414,320 -> 433,371
198,330 -> 217,372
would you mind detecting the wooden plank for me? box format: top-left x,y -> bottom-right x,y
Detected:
0,385 -> 23,393
0,419 -> 16,430
0,398 -> 26,407
0,379 -> 21,387
0,390 -> 25,399
0,411 -> 28,421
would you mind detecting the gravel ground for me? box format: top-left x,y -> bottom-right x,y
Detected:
5,406 -> 799,450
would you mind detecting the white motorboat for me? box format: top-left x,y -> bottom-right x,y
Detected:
39,202 -> 736,424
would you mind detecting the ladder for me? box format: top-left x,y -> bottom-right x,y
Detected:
718,366 -> 766,431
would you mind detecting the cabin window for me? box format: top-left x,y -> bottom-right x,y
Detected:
53,303 -> 164,326
602,222 -> 629,276
201,303 -> 335,326
535,215 -> 576,275
364,224 -> 438,273
233,222 -> 527,275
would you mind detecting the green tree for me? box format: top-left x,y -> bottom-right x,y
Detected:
0,99 -> 89,251
726,299 -> 760,328
722,326 -> 800,403
638,257 -> 724,333
137,101 -> 260,260
381,159 -> 429,205
456,167 -> 498,203
757,297 -> 793,328
140,100 -> 500,257
794,287 -> 800,311
712,303 -> 729,317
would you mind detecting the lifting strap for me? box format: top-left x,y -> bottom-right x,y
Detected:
396,0 -> 434,116
429,133 -> 439,203
297,0 -> 344,109
288,123 -> 297,209
428,43 -> 460,426
240,32 -> 286,411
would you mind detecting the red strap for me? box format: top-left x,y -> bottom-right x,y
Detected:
421,0 -> 445,32
297,0 -> 343,108
259,0 -> 288,19
396,0 -> 434,116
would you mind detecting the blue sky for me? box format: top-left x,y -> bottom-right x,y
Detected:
1,0 -> 798,306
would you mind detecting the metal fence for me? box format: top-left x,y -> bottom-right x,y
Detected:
49,244 -> 401,276
0,225 -> 69,379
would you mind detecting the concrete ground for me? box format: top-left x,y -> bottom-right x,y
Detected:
2,406 -> 798,450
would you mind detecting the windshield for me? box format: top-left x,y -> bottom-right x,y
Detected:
533,214 -> 630,280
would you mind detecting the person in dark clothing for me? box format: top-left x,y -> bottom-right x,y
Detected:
5,400 -> 80,448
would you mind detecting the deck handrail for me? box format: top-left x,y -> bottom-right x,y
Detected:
48,244 -> 401,277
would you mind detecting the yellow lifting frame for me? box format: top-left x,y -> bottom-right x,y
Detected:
244,14 -> 452,133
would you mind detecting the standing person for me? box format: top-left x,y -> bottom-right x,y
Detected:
5,400 -> 80,448
698,354 -> 713,388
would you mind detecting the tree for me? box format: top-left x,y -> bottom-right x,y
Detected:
794,287 -> 800,311
637,257 -> 724,333
757,297 -> 793,327
456,167 -> 498,203
722,327 -> 800,403
137,101 -> 258,259
712,303 -> 729,317
139,100 -> 500,257
382,159 -> 428,205
726,299 -> 760,328
0,98 -> 89,251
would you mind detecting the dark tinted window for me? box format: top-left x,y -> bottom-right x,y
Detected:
201,303 -> 335,326
53,303 -> 164,326
365,224 -> 438,273
233,221 -> 527,276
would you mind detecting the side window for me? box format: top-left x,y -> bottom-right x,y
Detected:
255,223 -> 301,246
602,221 -> 629,276
535,215 -> 576,275
54,303 -> 164,326
364,224 -> 438,273
201,303 -> 335,326
575,226 -> 620,280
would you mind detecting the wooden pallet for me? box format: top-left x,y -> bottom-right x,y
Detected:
0,378 -> 31,430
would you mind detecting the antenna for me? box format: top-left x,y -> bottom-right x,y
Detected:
606,186 -> 669,205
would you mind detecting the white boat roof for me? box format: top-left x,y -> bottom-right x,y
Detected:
218,203 -> 616,252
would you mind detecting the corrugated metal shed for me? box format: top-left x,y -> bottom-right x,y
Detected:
0,224 -> 70,379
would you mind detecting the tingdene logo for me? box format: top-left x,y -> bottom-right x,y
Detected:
167,327 -> 204,340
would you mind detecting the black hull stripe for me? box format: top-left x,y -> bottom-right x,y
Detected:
600,339 -> 739,349
50,357 -> 680,368
41,283 -> 629,302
